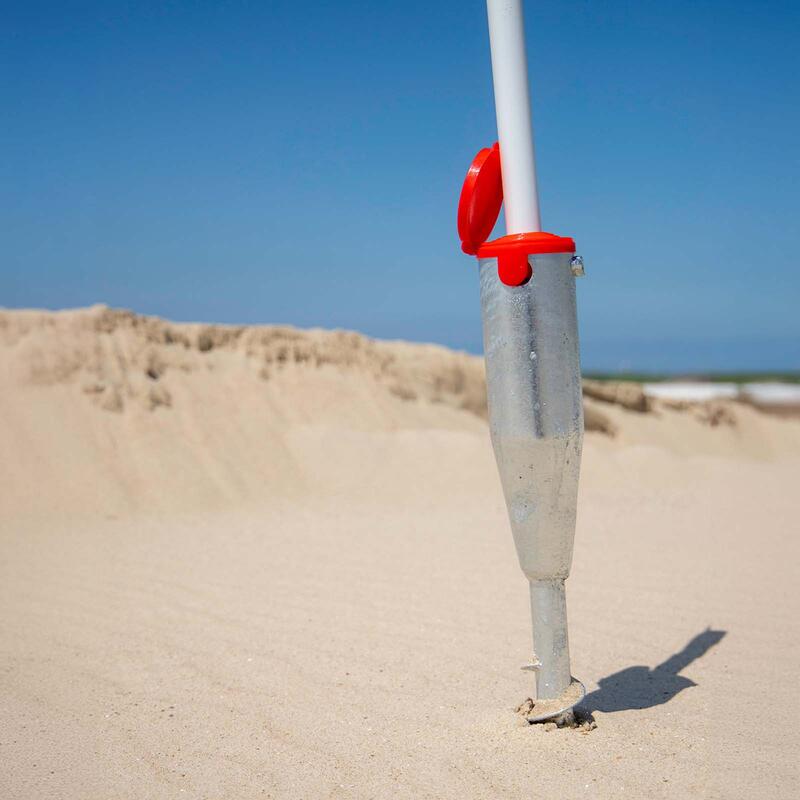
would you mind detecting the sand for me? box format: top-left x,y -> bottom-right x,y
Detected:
1,306 -> 799,799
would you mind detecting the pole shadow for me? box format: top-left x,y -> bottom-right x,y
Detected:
579,627 -> 727,714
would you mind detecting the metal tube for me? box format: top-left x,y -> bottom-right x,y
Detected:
529,579 -> 571,698
485,0 -> 541,233
479,251 -> 583,700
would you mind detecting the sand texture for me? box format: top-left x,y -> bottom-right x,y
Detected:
1,306 -> 799,799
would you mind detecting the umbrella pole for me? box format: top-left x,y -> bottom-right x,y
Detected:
483,0 -> 584,719
485,0 -> 541,234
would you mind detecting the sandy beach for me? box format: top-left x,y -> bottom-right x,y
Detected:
1,306 -> 799,799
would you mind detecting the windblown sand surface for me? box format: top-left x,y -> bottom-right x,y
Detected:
1,306 -> 799,799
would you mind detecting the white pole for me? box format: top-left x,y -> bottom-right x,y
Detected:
485,0 -> 541,234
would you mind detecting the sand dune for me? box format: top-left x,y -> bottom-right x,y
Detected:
1,306 -> 799,799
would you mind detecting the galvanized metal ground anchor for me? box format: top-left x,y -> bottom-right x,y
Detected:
458,0 -> 587,725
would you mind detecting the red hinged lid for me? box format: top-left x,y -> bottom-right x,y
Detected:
457,143 -> 503,255
457,143 -> 576,286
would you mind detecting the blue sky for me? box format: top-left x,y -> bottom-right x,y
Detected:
2,0 -> 798,371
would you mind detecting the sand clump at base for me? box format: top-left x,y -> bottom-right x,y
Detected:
515,679 -> 590,726
1,306 -> 800,800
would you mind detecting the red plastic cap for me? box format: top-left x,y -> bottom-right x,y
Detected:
478,232 -> 576,286
457,143 -> 503,255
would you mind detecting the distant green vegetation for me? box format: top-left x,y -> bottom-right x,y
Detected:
583,371 -> 800,384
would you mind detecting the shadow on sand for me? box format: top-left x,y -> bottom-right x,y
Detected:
579,627 -> 727,714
